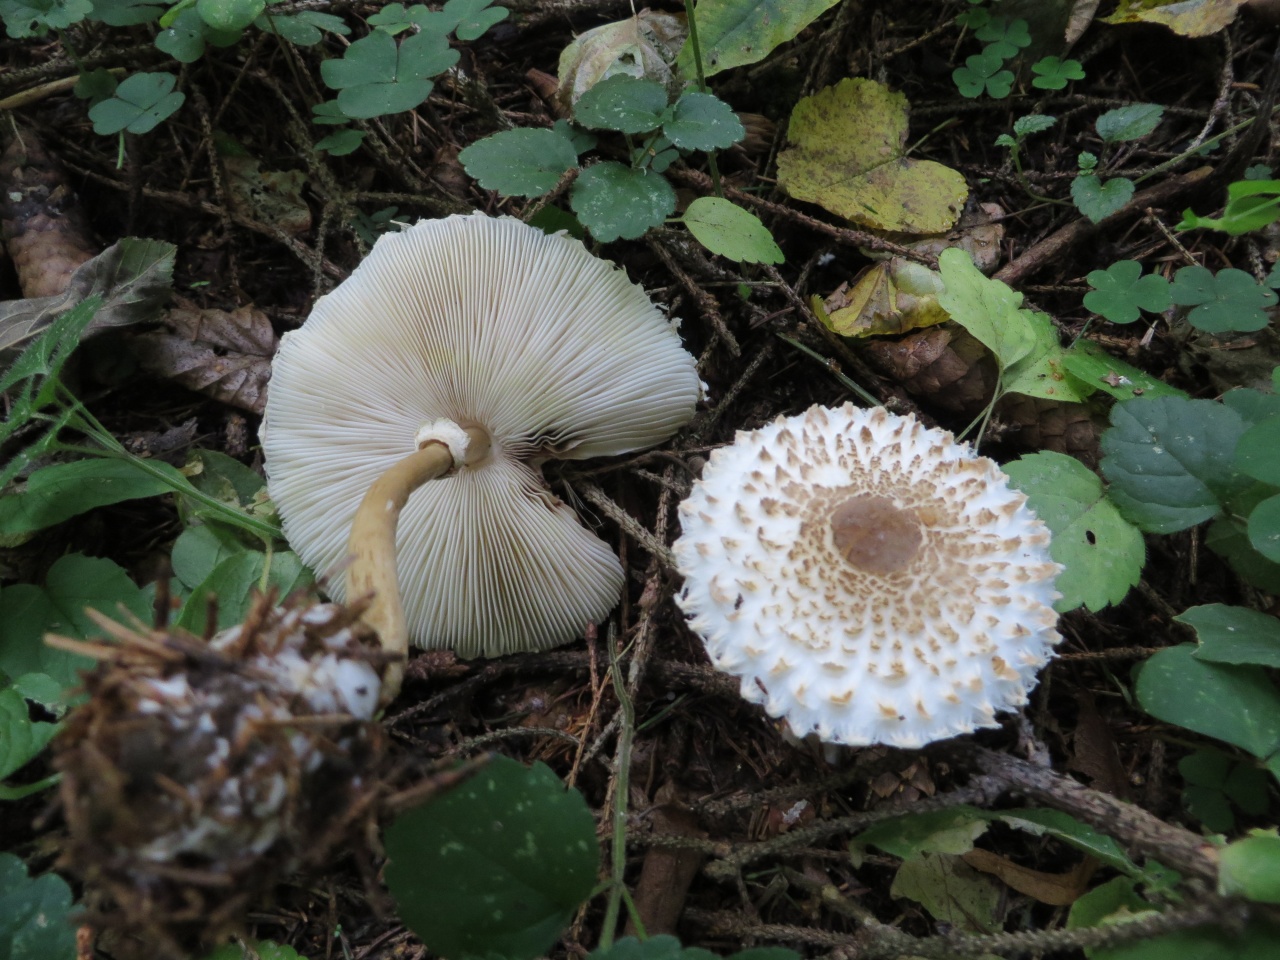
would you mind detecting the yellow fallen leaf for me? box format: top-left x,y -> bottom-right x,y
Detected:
1102,0 -> 1247,37
777,78 -> 968,234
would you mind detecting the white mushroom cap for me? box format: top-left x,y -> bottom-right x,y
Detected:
673,403 -> 1062,748
263,213 -> 700,658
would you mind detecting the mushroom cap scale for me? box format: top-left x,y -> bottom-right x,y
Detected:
673,403 -> 1062,749
263,213 -> 700,658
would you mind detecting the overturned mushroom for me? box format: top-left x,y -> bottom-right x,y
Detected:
263,213 -> 700,698
673,403 -> 1062,748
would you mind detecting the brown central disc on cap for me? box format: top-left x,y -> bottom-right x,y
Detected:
830,495 -> 922,576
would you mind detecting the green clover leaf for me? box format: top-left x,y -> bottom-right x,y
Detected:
953,50 -> 1014,99
0,0 -> 91,37
1031,56 -> 1084,90
974,15 -> 1030,59
256,9 -> 348,45
1169,266 -> 1278,333
1071,173 -> 1134,223
155,7 -> 239,63
443,0 -> 507,41
367,2 -> 424,34
315,128 -> 365,156
88,71 -> 185,135
1084,260 -> 1172,324
320,29 -> 458,120
195,0 -> 262,32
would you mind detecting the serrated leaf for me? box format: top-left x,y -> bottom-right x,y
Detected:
88,71 -> 184,135
0,458 -> 184,536
1100,395 -> 1249,533
1137,644 -> 1280,780
1083,260 -> 1172,324
663,91 -> 744,151
1005,451 -> 1144,612
1013,113 -> 1056,138
459,128 -> 578,197
777,78 -> 968,234
0,686 -> 58,782
676,0 -> 840,77
936,247 -> 1035,370
0,554 -> 147,693
384,756 -> 599,960
681,197 -> 782,264
570,162 -> 675,241
0,853 -> 76,959
1177,603 -> 1280,668
1096,103 -> 1164,143
573,74 -> 668,134
1071,174 -> 1134,223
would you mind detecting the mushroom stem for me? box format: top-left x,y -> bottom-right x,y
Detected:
347,426 -> 490,704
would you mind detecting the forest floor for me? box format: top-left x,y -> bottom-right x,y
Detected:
2,1 -> 1280,959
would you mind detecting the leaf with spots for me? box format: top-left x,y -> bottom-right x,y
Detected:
1004,451 -> 1145,612
1137,644 -> 1280,783
384,756 -> 599,960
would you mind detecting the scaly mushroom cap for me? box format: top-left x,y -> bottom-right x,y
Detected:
673,403 -> 1062,748
263,213 -> 700,658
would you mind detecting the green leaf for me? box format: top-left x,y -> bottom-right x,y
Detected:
194,0 -> 260,30
88,0 -> 162,25
73,68 -> 116,105
0,554 -> 147,692
314,129 -> 365,156
573,74 -> 668,134
1219,834 -> 1280,903
1030,56 -> 1084,90
384,756 -> 599,960
1084,260 -> 1172,324
589,936 -> 718,960
0,686 -> 58,783
777,78 -> 968,234
1169,265 -> 1277,333
1100,395 -> 1249,533
320,30 -> 458,120
459,128 -> 578,197
1137,644 -> 1280,778
974,15 -> 1030,55
0,0 -> 90,37
256,9 -> 348,45
1000,309 -> 1091,402
1206,513 -> 1280,594
1178,603 -> 1280,668
1012,113 -> 1056,138
936,247 -> 1035,370
154,7 -> 223,62
953,50 -> 1014,98
171,523 -> 249,590
203,941 -> 310,960
88,71 -> 184,135
366,2 -> 421,34
570,162 -> 675,242
0,853 -> 76,960
1096,103 -> 1164,143
681,197 -> 782,264
1071,174 -> 1135,223
1178,179 -> 1280,236
854,807 -> 989,860
663,91 -> 744,151
676,0 -> 840,77
1248,493 -> 1280,563
1060,340 -> 1184,402
994,808 -> 1145,878
0,458 -> 184,536
444,0 -> 507,41
891,853 -> 1001,934
1004,451 -> 1145,612
175,549 -> 311,635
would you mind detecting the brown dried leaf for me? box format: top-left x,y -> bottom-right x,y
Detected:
961,848 -> 1097,906
132,302 -> 277,414
0,238 -> 177,362
0,130 -> 97,298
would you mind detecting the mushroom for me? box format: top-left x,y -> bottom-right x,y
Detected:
262,213 -> 700,699
673,403 -> 1061,748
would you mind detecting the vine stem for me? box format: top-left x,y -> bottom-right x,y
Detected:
599,623 -> 635,949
